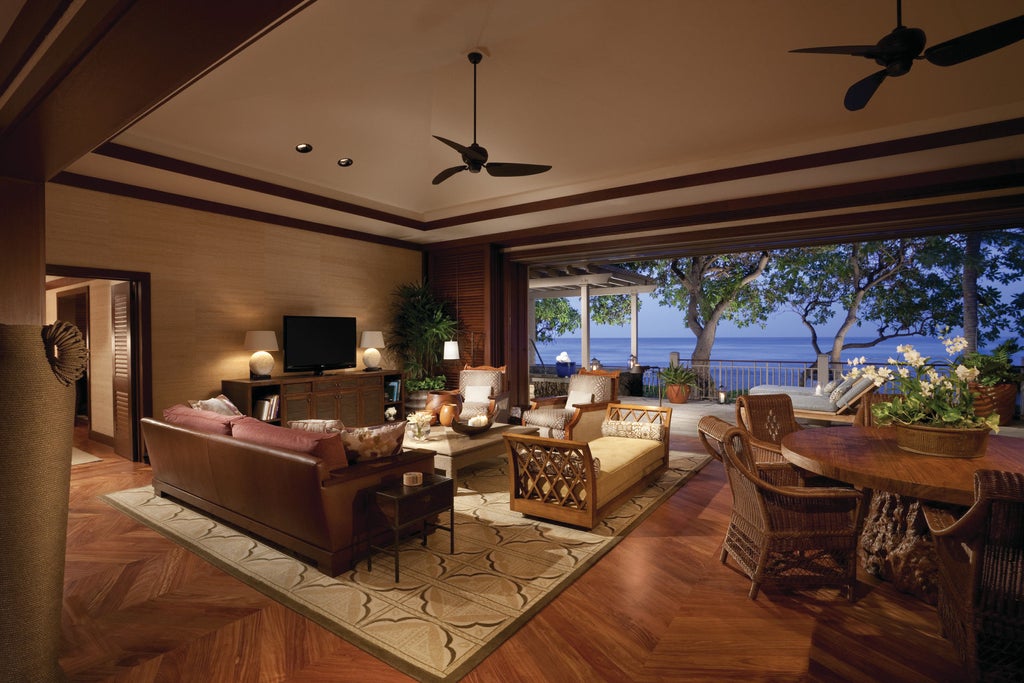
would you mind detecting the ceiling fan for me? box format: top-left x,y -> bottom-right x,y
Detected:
790,1 -> 1024,111
431,51 -> 551,185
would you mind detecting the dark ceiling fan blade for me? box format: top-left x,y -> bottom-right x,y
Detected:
484,162 -> 552,178
431,165 -> 467,185
432,135 -> 486,163
924,14 -> 1024,67
790,45 -> 879,57
844,69 -> 888,111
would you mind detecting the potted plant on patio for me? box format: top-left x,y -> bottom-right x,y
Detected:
659,362 -> 698,404
847,335 -> 1000,458
957,339 -> 1022,426
388,281 -> 458,415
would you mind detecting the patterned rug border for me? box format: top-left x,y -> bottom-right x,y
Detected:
103,451 -> 710,682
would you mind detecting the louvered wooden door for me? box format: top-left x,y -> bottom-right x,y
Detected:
111,281 -> 134,458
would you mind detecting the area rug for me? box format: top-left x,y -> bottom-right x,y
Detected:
71,447 -> 101,466
103,450 -> 710,682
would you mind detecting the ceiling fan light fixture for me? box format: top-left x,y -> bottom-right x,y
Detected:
295,143 -> 313,153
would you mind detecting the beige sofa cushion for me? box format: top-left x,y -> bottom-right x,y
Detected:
589,437 -> 664,503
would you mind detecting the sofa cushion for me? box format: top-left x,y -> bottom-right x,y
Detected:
749,384 -> 817,396
829,376 -> 858,403
337,422 -> 405,463
231,417 -> 347,472
188,394 -> 243,416
589,437 -> 664,503
601,419 -> 664,442
163,403 -> 238,435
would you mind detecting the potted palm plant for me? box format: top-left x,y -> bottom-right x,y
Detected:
659,362 -> 699,404
388,281 -> 458,414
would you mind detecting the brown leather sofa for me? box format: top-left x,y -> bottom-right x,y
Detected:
141,417 -> 434,575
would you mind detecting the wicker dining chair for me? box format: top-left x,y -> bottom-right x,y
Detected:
696,414 -> 733,463
922,470 -> 1024,682
718,425 -> 864,601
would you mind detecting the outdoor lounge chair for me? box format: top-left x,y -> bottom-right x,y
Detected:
748,375 -> 877,425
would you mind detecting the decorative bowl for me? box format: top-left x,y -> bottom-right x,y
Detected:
450,415 -> 493,436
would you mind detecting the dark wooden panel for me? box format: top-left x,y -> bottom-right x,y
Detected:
0,177 -> 45,323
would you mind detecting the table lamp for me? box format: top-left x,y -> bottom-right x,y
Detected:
244,330 -> 278,380
443,340 -> 460,361
361,330 -> 385,371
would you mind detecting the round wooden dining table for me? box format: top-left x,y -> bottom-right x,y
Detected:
781,426 -> 1024,506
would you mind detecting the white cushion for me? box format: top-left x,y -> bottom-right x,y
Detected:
566,390 -> 593,408
189,394 -> 242,416
464,385 -> 491,402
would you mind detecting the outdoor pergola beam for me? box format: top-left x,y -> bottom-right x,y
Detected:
528,273 -> 612,289
531,284 -> 657,299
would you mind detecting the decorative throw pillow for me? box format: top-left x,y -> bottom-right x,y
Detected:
565,390 -> 593,408
829,376 -> 857,403
288,419 -> 343,433
337,422 -> 406,463
189,394 -> 243,416
231,417 -> 347,472
822,378 -> 842,394
463,385 -> 492,403
601,419 -> 664,442
163,404 -> 238,435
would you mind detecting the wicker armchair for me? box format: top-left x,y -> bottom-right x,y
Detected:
735,394 -> 840,487
922,470 -> 1024,682
718,426 -> 863,601
522,369 -> 620,441
458,364 -> 509,423
696,414 -> 732,463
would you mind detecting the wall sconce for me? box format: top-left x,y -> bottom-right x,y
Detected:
244,330 -> 278,380
443,340 -> 461,361
360,330 -> 385,372
718,385 -> 727,404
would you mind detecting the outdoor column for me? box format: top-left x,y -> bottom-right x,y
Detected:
527,294 -> 537,367
580,283 -> 590,366
630,292 -> 639,363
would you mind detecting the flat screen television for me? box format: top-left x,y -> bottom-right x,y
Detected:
282,315 -> 357,375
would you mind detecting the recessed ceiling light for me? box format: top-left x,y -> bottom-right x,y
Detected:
337,158 -> 353,167
295,143 -> 313,153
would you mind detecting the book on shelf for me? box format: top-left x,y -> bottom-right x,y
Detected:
385,379 -> 401,402
255,400 -> 271,421
266,394 -> 279,419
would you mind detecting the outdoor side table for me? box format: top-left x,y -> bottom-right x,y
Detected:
368,473 -> 455,582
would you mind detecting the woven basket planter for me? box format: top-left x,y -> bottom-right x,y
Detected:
971,382 -> 1017,426
893,422 -> 989,459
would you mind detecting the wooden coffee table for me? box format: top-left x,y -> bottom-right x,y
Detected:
410,423 -> 537,479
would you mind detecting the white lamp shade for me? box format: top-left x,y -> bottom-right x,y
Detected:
443,340 -> 461,360
244,330 -> 279,351
360,330 -> 385,349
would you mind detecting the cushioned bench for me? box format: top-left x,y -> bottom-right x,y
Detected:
503,403 -> 671,529
749,375 -> 877,425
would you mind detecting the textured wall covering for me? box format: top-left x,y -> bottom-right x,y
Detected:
0,322 -> 87,681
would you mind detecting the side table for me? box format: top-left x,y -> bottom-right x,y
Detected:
368,473 -> 455,582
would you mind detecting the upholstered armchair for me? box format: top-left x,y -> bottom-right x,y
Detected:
923,470 -> 1024,682
458,364 -> 509,423
521,369 -> 620,441
718,425 -> 863,601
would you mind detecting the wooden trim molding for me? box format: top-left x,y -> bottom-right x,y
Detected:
50,172 -> 423,252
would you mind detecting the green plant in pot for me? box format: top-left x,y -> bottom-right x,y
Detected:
958,338 -> 1022,426
388,281 -> 458,413
659,362 -> 698,404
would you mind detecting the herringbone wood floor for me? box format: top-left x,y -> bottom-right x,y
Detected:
62,428 -> 964,682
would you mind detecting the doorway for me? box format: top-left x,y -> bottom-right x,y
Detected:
46,265 -> 152,461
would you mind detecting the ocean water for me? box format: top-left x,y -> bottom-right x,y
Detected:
532,335 -> 954,368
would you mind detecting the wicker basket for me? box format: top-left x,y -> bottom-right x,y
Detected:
894,422 -> 989,458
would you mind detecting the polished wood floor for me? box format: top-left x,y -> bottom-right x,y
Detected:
62,427 -> 964,682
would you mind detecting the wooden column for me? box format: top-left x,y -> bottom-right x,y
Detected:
0,178 -> 45,324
